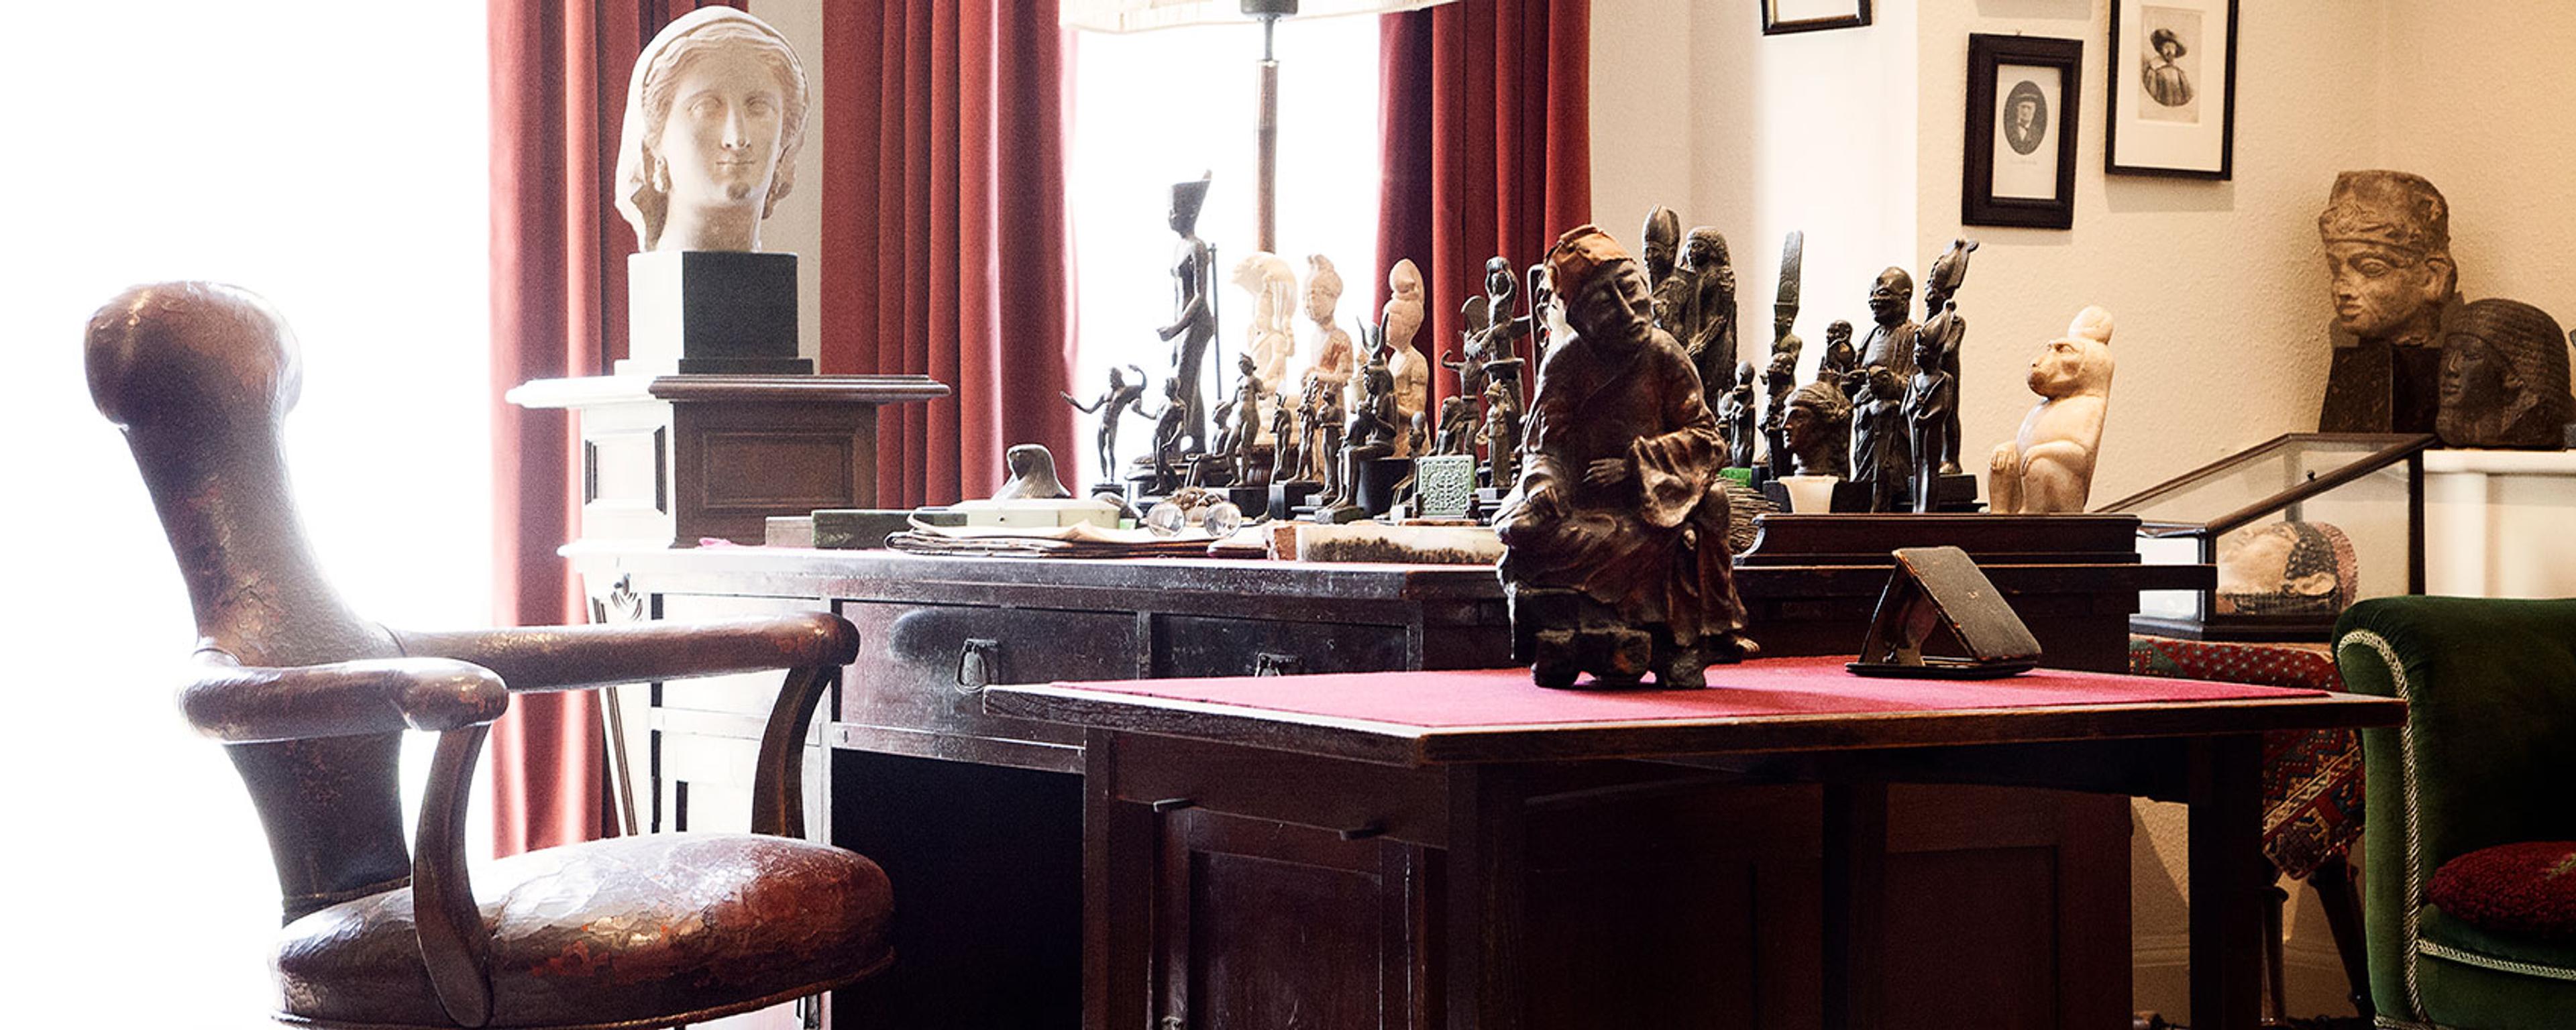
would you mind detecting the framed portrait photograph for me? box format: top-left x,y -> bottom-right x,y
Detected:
1762,0 -> 1870,36
1964,34 -> 2082,230
2107,0 -> 2238,177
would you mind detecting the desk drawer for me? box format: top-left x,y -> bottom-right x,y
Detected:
837,602 -> 1138,747
1150,614 -> 1412,677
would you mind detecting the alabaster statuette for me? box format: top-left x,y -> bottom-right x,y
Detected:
1382,260 -> 1431,457
1062,363 -> 1150,485
1303,255 -> 1356,405
1991,306 -> 2116,514
1495,225 -> 1755,689
614,7 -> 810,253
1234,251 -> 1297,442
2316,170 -> 2458,433
2435,298 -> 2574,449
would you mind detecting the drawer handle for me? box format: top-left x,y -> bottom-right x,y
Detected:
1252,652 -> 1303,677
955,638 -> 1002,693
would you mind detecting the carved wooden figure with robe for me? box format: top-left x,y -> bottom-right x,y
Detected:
1851,365 -> 1909,513
1495,225 -> 1756,689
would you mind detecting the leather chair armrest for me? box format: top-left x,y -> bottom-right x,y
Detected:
180,653 -> 509,743
390,612 -> 860,693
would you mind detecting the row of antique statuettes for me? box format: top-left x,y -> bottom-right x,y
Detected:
1063,185 -> 2113,520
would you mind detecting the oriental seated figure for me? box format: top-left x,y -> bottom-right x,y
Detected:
1496,225 -> 1756,689
1990,306 -> 2116,514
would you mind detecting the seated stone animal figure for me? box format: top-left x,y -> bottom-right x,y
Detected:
1990,306 -> 2114,514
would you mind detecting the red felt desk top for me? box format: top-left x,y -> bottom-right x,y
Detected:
1049,654 -> 2328,730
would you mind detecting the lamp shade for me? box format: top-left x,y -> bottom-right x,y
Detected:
1062,0 -> 1451,33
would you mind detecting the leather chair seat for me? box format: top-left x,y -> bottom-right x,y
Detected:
275,834 -> 893,1029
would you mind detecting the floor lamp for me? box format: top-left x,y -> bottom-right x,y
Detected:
1063,0 -> 1451,253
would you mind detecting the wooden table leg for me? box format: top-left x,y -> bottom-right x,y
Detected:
2188,734 -> 2264,1030
1083,730 -> 1155,1030
1823,781 -> 1888,1030
1445,763 -> 1529,1030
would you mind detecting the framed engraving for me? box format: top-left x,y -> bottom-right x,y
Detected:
2107,0 -> 2239,178
1964,34 -> 2083,230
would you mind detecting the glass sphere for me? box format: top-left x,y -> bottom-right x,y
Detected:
1202,500 -> 1244,538
1144,501 -> 1187,536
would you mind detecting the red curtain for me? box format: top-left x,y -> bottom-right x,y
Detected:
486,0 -> 739,856
820,1 -> 1076,508
1378,0 -> 1590,413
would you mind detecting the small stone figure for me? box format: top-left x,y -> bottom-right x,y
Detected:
993,444 -> 1073,500
2434,298 -> 2574,449
1159,174 -> 1219,454
1860,266 -> 1918,379
1990,307 -> 2116,514
1436,395 -> 1479,457
1719,361 -> 1758,469
1819,320 -> 1857,382
1783,380 -> 1853,479
2317,171 -> 2458,433
1303,255 -> 1356,408
1061,363 -> 1150,483
1917,238 -> 1979,475
1495,225 -> 1756,689
1233,251 -> 1298,442
1902,328 -> 1953,514
1761,349 -> 1799,476
1481,377 -> 1523,488
614,7 -> 810,253
1642,205 -> 1684,331
1383,260 -> 1432,457
1851,365 -> 1909,513
1677,227 -> 1738,414
1309,381 -> 1346,494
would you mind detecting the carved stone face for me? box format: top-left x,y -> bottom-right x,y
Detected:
2028,337 -> 2095,398
2435,332 -> 2514,441
1868,269 -> 1912,326
2323,242 -> 2445,339
655,48 -> 787,241
1565,260 -> 1653,346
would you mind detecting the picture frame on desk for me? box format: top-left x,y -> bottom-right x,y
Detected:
1964,34 -> 2083,231
2107,0 -> 2239,178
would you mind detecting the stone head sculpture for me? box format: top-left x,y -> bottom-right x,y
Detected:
1924,238 -> 1978,311
1305,255 -> 1343,323
1640,207 -> 1682,282
1783,380 -> 1853,476
614,7 -> 810,252
1544,225 -> 1650,345
1868,268 -> 1914,327
2316,170 -> 2457,343
2436,298 -> 2574,448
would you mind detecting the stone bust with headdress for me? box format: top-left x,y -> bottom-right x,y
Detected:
614,7 -> 811,253
2316,170 -> 2459,432
2436,298 -> 2575,449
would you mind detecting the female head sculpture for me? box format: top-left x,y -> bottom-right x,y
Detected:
2436,298 -> 2573,448
614,7 -> 811,252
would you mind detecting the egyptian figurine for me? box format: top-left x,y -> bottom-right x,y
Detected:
1719,361 -> 1758,469
1761,349 -> 1799,477
1917,239 -> 1978,475
1213,353 -> 1268,485
1061,363 -> 1150,485
2434,298 -> 2573,449
1268,397 -> 1301,485
1142,377 -> 1191,492
1851,365 -> 1909,513
1495,225 -> 1756,689
2316,170 -> 2459,433
1309,380 -> 1346,492
1819,320 -> 1856,382
1481,374 -> 1524,488
1902,327 -> 1953,513
1676,227 -> 1738,415
1158,174 -> 1218,453
1453,256 -> 1532,404
1991,307 -> 2116,514
1860,266 -> 1917,380
1641,205 -> 1684,331
1436,396 -> 1479,457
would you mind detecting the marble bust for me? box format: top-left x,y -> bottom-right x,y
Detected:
614,7 -> 810,253
1990,306 -> 2116,514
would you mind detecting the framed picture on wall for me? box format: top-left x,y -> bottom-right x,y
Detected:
1964,34 -> 2082,230
2106,0 -> 2238,177
1762,0 -> 1870,36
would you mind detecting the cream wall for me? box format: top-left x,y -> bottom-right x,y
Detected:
1593,1 -> 2576,1021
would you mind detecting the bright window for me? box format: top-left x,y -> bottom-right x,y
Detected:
1066,15 -> 1383,487
0,3 -> 489,1023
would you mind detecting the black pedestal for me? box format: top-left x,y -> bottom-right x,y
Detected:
626,250 -> 810,375
1269,481 -> 1322,520
1356,456 -> 1410,516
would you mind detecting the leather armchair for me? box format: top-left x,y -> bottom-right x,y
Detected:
2335,596 -> 2576,1029
89,282 -> 893,1029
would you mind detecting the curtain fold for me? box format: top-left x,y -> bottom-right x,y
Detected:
1378,0 -> 1590,414
821,0 -> 1076,508
486,0 -> 739,857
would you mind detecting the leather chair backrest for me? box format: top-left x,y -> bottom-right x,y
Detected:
88,282 -> 415,920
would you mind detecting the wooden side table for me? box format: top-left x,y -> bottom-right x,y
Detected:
510,374 -> 947,547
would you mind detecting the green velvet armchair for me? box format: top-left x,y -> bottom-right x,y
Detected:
2336,596 -> 2576,1029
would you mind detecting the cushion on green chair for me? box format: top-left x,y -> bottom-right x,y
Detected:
2430,842 -> 2576,943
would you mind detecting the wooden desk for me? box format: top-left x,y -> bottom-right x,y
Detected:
988,663 -> 2404,1030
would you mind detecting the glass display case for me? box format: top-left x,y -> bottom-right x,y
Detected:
2093,433 -> 2433,641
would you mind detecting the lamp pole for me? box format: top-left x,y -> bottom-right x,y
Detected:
1245,0 -> 1295,253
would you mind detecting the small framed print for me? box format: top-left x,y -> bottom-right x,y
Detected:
2107,0 -> 2238,178
1762,0 -> 1870,36
1964,34 -> 2082,230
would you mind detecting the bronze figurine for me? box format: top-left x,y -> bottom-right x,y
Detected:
1642,205 -> 1684,331
1783,379 -> 1853,479
1918,239 -> 1978,475
1851,365 -> 1909,513
1677,227 -> 1738,415
1158,174 -> 1218,453
1902,327 -> 1955,513
1860,266 -> 1918,380
1761,348 -> 1799,477
1061,363 -> 1150,484
1719,361 -> 1758,469
1495,225 -> 1756,689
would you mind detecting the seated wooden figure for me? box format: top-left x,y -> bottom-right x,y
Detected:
1991,306 -> 2116,514
1495,225 -> 1757,689
85,282 -> 892,1029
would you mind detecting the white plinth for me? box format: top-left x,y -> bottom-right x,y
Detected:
2422,449 -> 2576,598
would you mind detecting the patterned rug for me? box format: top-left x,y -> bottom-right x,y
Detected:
2129,635 -> 2366,881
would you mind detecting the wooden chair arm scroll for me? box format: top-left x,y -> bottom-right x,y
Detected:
180,653 -> 510,743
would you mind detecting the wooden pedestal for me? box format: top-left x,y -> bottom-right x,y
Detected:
509,374 -> 947,547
